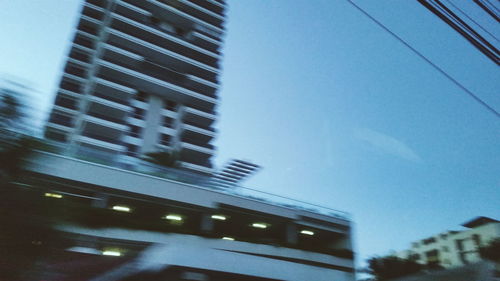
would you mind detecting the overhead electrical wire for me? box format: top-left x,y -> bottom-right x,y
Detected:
418,0 -> 499,64
443,0 -> 499,42
343,0 -> 500,119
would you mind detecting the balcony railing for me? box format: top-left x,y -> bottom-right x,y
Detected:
35,140 -> 351,221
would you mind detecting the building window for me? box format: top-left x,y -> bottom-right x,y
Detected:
442,246 -> 449,252
133,107 -> 145,119
163,117 -> 173,128
55,95 -> 78,110
472,234 -> 481,247
128,125 -> 142,137
164,100 -> 177,111
49,112 -> 73,127
423,237 -> 436,245
160,134 -> 171,146
60,80 -> 81,93
45,130 -> 67,143
456,239 -> 463,251
126,144 -> 138,157
136,91 -> 148,102
425,249 -> 440,264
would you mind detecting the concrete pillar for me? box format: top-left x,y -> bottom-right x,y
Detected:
286,223 -> 298,245
200,214 -> 214,234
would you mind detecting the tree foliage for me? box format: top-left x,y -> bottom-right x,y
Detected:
365,256 -> 423,281
144,150 -> 179,168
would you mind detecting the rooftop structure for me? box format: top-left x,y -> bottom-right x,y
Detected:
211,159 -> 261,188
395,216 -> 500,268
44,0 -> 226,175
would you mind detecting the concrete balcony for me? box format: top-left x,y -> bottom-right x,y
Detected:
180,141 -> 214,155
52,105 -> 78,115
130,99 -> 148,109
179,161 -> 213,175
62,73 -> 87,85
88,94 -> 132,113
83,113 -> 128,132
190,31 -> 221,53
80,14 -> 102,28
67,57 -> 91,69
96,59 -> 217,110
94,77 -> 136,99
189,0 -> 226,16
147,0 -> 224,38
111,5 -> 220,61
74,135 -> 126,152
180,123 -> 216,140
159,126 -> 176,135
160,0 -> 225,28
105,26 -> 219,80
126,117 -> 146,127
181,105 -> 216,126
122,135 -> 142,146
45,121 -> 73,132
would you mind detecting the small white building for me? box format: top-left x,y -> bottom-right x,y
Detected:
396,217 -> 499,268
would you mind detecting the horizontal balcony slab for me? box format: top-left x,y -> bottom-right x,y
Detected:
96,59 -> 217,109
179,161 -> 214,175
126,117 -> 146,127
52,105 -> 78,115
110,9 -> 220,60
181,123 -> 216,138
163,0 -> 224,28
94,77 -> 137,97
180,141 -> 214,155
105,27 -> 219,79
181,106 -> 216,125
83,115 -> 128,132
45,122 -> 73,132
122,135 -> 142,145
147,0 -> 224,37
74,135 -> 126,152
89,95 -> 132,112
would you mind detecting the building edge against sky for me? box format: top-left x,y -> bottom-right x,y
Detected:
44,0 -> 226,175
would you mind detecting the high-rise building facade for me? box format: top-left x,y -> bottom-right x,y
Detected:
45,0 -> 225,175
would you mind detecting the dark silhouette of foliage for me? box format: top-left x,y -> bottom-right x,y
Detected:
478,238 -> 500,261
143,150 -> 179,168
0,86 -> 64,280
365,256 -> 423,281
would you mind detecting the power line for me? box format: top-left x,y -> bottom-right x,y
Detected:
443,0 -> 500,43
419,0 -> 500,64
344,0 -> 500,119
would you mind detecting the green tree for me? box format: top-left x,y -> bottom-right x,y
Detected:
365,256 -> 423,281
143,150 -> 180,168
0,85 -> 62,280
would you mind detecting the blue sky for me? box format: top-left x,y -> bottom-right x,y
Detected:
1,0 -> 499,270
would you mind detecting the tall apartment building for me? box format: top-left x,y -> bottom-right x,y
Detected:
45,0 -> 225,175
395,217 -> 499,268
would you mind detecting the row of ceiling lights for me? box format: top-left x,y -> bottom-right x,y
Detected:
45,193 -> 316,238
